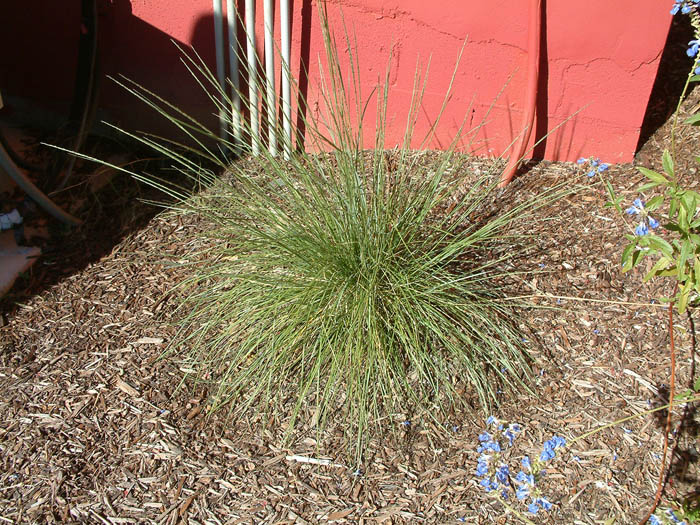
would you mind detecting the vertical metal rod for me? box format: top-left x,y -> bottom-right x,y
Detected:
264,0 -> 278,156
212,0 -> 228,142
280,0 -> 292,160
280,0 -> 292,159
226,0 -> 242,143
245,0 -> 260,155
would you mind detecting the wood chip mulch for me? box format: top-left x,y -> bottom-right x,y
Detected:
1,79 -> 700,525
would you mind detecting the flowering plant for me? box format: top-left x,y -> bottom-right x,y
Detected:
600,3 -> 700,523
471,416 -> 565,520
604,4 -> 700,314
606,150 -> 700,314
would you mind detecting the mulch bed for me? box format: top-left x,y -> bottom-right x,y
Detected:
2,60 -> 700,525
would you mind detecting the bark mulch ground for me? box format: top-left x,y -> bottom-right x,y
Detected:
2,41 -> 700,525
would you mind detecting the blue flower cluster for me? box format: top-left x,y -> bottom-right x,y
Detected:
672,0 -> 700,73
577,157 -> 610,178
474,416 -> 566,516
648,507 -> 688,524
539,435 -> 566,461
625,198 -> 660,236
475,417 -> 521,497
671,0 -> 699,15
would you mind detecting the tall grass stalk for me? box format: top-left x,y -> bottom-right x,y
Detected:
62,4 -> 572,459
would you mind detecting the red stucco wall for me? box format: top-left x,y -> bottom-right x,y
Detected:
0,1 -> 672,163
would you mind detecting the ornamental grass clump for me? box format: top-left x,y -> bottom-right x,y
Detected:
67,6 -> 569,457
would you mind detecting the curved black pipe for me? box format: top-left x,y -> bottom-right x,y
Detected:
52,0 -> 101,192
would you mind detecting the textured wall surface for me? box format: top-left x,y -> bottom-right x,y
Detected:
0,1 -> 672,162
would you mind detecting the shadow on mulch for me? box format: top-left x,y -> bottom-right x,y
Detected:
0,140 -> 185,319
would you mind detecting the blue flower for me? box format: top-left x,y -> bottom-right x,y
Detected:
648,515 -> 662,525
540,448 -> 555,461
515,470 -> 535,485
479,478 -> 498,492
501,489 -> 509,500
688,39 -> 700,57
521,456 -> 532,469
626,198 -> 645,215
476,455 -> 490,477
504,424 -> 521,445
625,198 -> 658,235
486,415 -> 497,426
516,484 -> 530,500
478,431 -> 492,442
673,0 -> 697,14
540,436 -> 566,461
475,464 -> 488,477
536,497 -> 553,511
635,222 -> 650,236
580,157 -> 609,177
528,501 -> 539,514
550,436 -> 566,448
496,464 -> 510,484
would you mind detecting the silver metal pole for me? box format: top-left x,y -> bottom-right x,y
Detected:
264,0 -> 278,156
212,0 -> 227,141
226,0 -> 242,143
280,0 -> 292,159
245,0 -> 260,155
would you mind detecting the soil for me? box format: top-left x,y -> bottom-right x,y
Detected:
2,24 -> 700,525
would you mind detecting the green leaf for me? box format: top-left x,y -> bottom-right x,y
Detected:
637,166 -> 668,184
621,244 -> 636,273
670,198 -> 678,218
684,112 -> 700,125
604,181 -> 623,213
644,256 -> 671,282
664,222 -> 683,233
690,74 -> 700,83
662,149 -> 674,177
647,236 -> 674,257
657,266 -> 679,277
681,191 -> 697,217
632,248 -> 645,268
679,241 -> 691,279
694,377 -> 700,393
677,281 -> 691,314
645,195 -> 664,212
603,517 -> 617,525
679,205 -> 689,231
637,182 -> 659,192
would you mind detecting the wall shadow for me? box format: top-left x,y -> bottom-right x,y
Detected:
292,0 -> 312,151
531,0 -> 549,161
0,1 -> 222,315
636,13 -> 696,151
